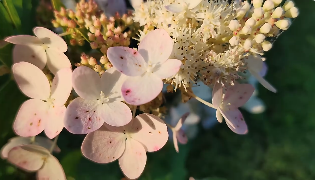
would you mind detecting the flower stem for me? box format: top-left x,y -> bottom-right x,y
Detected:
186,91 -> 216,109
132,105 -> 137,118
49,135 -> 59,153
30,136 -> 36,143
58,32 -> 71,37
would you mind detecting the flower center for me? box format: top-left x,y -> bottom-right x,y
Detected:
98,91 -> 109,104
46,97 -> 55,108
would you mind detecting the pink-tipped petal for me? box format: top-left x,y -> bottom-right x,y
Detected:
101,67 -> 127,101
107,47 -> 147,76
153,59 -> 182,79
37,156 -> 66,180
138,29 -> 174,65
72,66 -> 101,100
44,105 -> 66,139
212,82 -> 223,108
130,114 -> 168,152
122,74 -> 163,106
51,68 -> 73,106
250,70 -> 277,93
176,129 -> 188,144
13,44 -> 47,69
174,112 -> 190,131
46,48 -> 71,75
220,108 -> 248,135
81,126 -> 126,163
223,84 -> 255,108
119,138 -> 147,179
184,0 -> 202,9
64,98 -> 104,134
33,27 -> 67,52
7,145 -> 49,172
12,62 -> 50,100
13,99 -> 48,137
5,35 -> 41,45
216,110 -> 223,123
101,101 -> 132,127
165,4 -> 185,13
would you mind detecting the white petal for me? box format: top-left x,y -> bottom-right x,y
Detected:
245,55 -> 263,73
101,67 -> 127,101
223,83 -> 255,108
12,62 -> 50,100
1,137 -> 31,159
212,82 -> 223,108
51,68 -> 73,106
33,27 -> 67,52
216,110 -> 223,123
46,47 -> 71,75
100,101 -> 132,127
5,35 -> 41,45
44,105 -> 66,139
250,70 -> 277,93
37,156 -> 66,180
153,59 -> 182,79
184,0 -> 202,9
13,44 -> 47,70
165,4 -> 185,13
130,0 -> 143,9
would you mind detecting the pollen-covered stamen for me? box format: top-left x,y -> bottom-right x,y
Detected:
97,91 -> 110,104
45,97 -> 56,108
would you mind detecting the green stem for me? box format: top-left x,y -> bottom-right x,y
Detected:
49,135 -> 59,153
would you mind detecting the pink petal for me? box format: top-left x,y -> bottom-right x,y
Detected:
174,112 -> 190,131
216,110 -> 223,123
7,145 -> 49,172
153,59 -> 182,79
101,101 -> 132,127
13,99 -> 48,137
5,35 -> 41,45
107,46 -> 147,76
64,97 -> 104,134
37,156 -> 66,180
223,83 -> 255,108
33,27 -> 67,52
1,137 -> 30,159
212,82 -> 223,108
220,108 -> 248,134
13,44 -> 47,69
121,74 -> 163,106
176,129 -> 188,144
81,126 -> 126,163
119,138 -> 147,179
44,105 -> 66,139
130,114 -> 168,152
172,132 -> 179,153
46,48 -> 71,75
138,29 -> 174,65
184,0 -> 202,9
72,66 -> 101,100
12,62 -> 50,100
51,68 -> 73,106
250,70 -> 277,93
165,4 -> 185,13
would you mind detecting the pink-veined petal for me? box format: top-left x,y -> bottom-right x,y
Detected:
37,156 -> 66,180
12,62 -> 50,100
64,97 -> 104,134
212,82 -> 223,108
119,138 -> 147,179
13,99 -> 48,137
107,46 -> 147,76
176,129 -> 188,144
101,67 -> 127,101
100,101 -> 132,127
138,29 -> 174,65
184,0 -> 202,9
174,112 -> 189,131
33,27 -> 67,52
130,114 -> 168,152
44,105 -> 66,139
223,83 -> 255,108
220,108 -> 248,135
7,145 -> 49,172
81,126 -> 126,163
13,44 -> 47,69
5,35 -> 41,45
46,47 -> 71,75
250,70 -> 277,93
216,110 -> 223,123
122,74 -> 163,106
51,68 -> 73,106
72,66 -> 101,100
165,4 -> 185,13
153,59 -> 182,79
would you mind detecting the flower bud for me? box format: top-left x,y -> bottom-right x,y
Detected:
262,41 -> 272,51
166,85 -> 174,93
260,23 -> 272,33
51,20 -> 60,28
275,18 -> 291,30
255,34 -> 265,43
68,10 -> 75,19
283,1 -> 294,11
88,33 -> 96,41
89,57 -> 97,66
272,7 -> 284,18
284,7 -> 299,18
229,20 -> 240,31
100,45 -> 108,54
70,39 -> 77,46
272,0 -> 282,6
93,19 -> 101,28
90,42 -> 98,49
100,56 -> 109,64
68,20 -> 76,28
253,7 -> 264,18
263,0 -> 274,11
241,26 -> 252,34
104,62 -> 113,70
60,7 -> 67,16
253,0 -> 263,8
244,39 -> 252,51
77,39 -> 85,46
94,65 -> 102,72
245,18 -> 256,27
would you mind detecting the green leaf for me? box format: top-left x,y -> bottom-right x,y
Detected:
2,0 -> 22,32
60,150 -> 82,177
51,0 -> 65,11
76,28 -> 91,43
0,44 -> 13,67
0,3 -> 13,39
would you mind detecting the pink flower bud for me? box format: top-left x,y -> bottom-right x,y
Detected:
88,57 -> 97,66
88,33 -> 96,41
90,42 -> 98,49
68,20 -> 77,28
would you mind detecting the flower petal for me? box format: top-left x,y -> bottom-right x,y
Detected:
1,137 -> 30,159
165,4 -> 185,13
46,47 -> 71,75
5,35 -> 41,45
107,46 -> 147,76
223,83 -> 255,108
174,112 -> 189,131
64,98 -> 104,134
122,74 -> 163,106
184,0 -> 202,9
101,67 -> 127,101
12,62 -> 50,100
153,59 -> 182,79
176,129 -> 188,144
119,138 -> 147,179
216,110 -> 223,123
37,156 -> 66,180
220,108 -> 248,135
101,101 -> 132,127
172,131 -> 179,153
138,29 -> 174,65
13,99 -> 48,137
244,55 -> 263,74
250,70 -> 277,93
212,82 -> 223,108
51,68 -> 73,106
33,27 -> 67,52
44,105 -> 66,139
130,0 -> 143,9
81,126 -> 126,163
72,66 -> 101,100
130,114 -> 168,152
7,145 -> 49,172
13,44 -> 47,69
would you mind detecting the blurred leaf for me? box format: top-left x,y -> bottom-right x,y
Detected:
0,3 -> 13,39
51,0 -> 65,11
0,44 -> 13,67
60,150 -> 82,177
2,0 -> 22,32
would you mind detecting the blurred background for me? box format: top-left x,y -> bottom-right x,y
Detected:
1,0 -> 315,179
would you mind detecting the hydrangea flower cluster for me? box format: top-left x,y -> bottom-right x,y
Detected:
0,0 -> 299,179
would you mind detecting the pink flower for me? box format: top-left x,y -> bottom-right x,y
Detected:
170,112 -> 189,153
